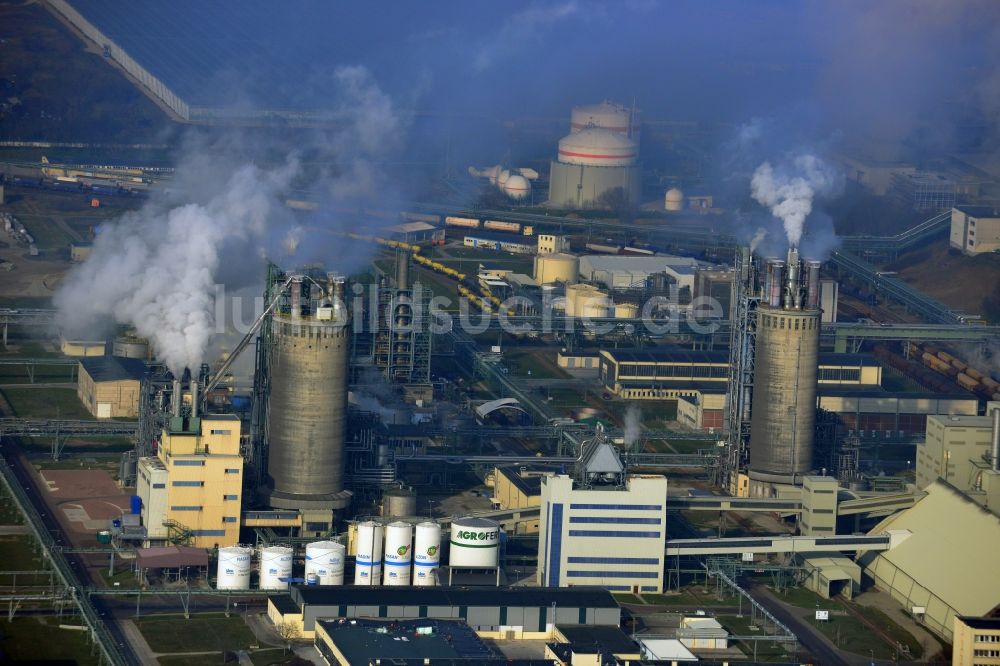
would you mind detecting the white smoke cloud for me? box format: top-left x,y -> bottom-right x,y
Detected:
55,162 -> 297,375
473,1 -> 581,72
749,227 -> 768,253
55,65 -> 404,376
750,154 -> 841,247
623,404 -> 641,450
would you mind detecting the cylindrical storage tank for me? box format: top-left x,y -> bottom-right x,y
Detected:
534,253 -> 578,285
449,517 -> 501,568
413,522 -> 441,586
265,295 -> 352,511
354,521 -> 384,585
664,188 -> 684,211
565,284 -> 610,318
112,335 -> 150,360
557,128 -> 637,167
305,540 -> 346,585
216,546 -> 253,590
259,546 -> 293,590
382,522 -> 413,586
382,487 -> 417,518
570,101 -> 639,145
614,302 -> 639,319
748,305 -> 821,492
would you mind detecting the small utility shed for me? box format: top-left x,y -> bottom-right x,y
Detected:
77,356 -> 146,418
799,553 -> 861,600
858,480 -> 1000,641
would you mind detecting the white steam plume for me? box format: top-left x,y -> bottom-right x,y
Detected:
55,162 -> 298,375
55,65 -> 403,376
750,154 -> 840,247
623,404 -> 642,450
749,227 -> 768,253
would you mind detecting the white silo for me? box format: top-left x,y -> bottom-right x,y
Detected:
354,521 -> 384,585
414,522 -> 442,586
665,187 -> 684,211
570,100 -> 640,145
216,546 -> 253,590
382,522 -> 413,586
259,546 -> 293,590
305,540 -> 346,585
549,127 -> 642,209
449,517 -> 501,568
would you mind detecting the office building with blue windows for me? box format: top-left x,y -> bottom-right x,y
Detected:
536,437 -> 667,593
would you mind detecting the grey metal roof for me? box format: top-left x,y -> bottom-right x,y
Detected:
79,356 -> 146,382
291,585 -> 619,610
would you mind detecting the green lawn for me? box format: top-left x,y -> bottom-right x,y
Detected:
718,615 -> 789,659
854,605 -> 923,659
813,613 -> 898,660
136,613 -> 258,653
158,654 -> 236,666
0,617 -> 98,665
611,593 -> 641,605
0,362 -> 77,384
0,340 -> 59,357
772,586 -> 843,610
249,648 -> 296,666
0,535 -> 42,570
641,590 -> 733,606
0,497 -> 25,524
0,387 -> 93,419
505,350 -> 569,379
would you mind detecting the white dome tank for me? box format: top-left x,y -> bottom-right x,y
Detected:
502,174 -> 531,201
571,101 -> 639,144
382,521 -> 413,586
450,517 -> 501,568
259,546 -> 293,590
558,128 -> 637,167
534,253 -> 579,285
665,188 -> 684,211
413,522 -> 441,586
305,540 -> 346,585
354,521 -> 384,586
216,546 -> 253,590
565,283 -> 611,318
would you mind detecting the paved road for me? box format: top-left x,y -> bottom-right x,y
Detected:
752,587 -> 850,666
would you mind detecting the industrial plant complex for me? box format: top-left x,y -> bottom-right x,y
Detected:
2,2 -> 1000,666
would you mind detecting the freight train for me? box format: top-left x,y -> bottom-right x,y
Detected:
904,341 -> 1000,402
9,175 -> 149,198
444,216 -> 534,236
338,231 -> 513,316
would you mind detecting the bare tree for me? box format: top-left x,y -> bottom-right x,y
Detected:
275,620 -> 301,654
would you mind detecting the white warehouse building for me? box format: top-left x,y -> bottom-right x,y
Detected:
578,255 -> 703,291
537,434 -> 668,593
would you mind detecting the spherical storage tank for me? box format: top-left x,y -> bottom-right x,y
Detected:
354,521 -> 384,585
382,522 -> 413,586
305,540 -> 346,585
413,522 -> 441,586
558,128 -> 637,167
534,253 -> 579,285
664,188 -> 684,211
216,546 -> 253,590
450,517 -> 500,568
259,546 -> 294,590
502,174 -> 531,201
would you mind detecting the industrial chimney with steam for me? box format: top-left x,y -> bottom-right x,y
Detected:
747,247 -> 822,496
262,273 -> 352,530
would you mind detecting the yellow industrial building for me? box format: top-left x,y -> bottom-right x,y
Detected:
917,414 -> 996,492
491,464 -> 546,533
137,414 -> 244,548
77,356 -> 145,418
953,616 -> 1000,666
